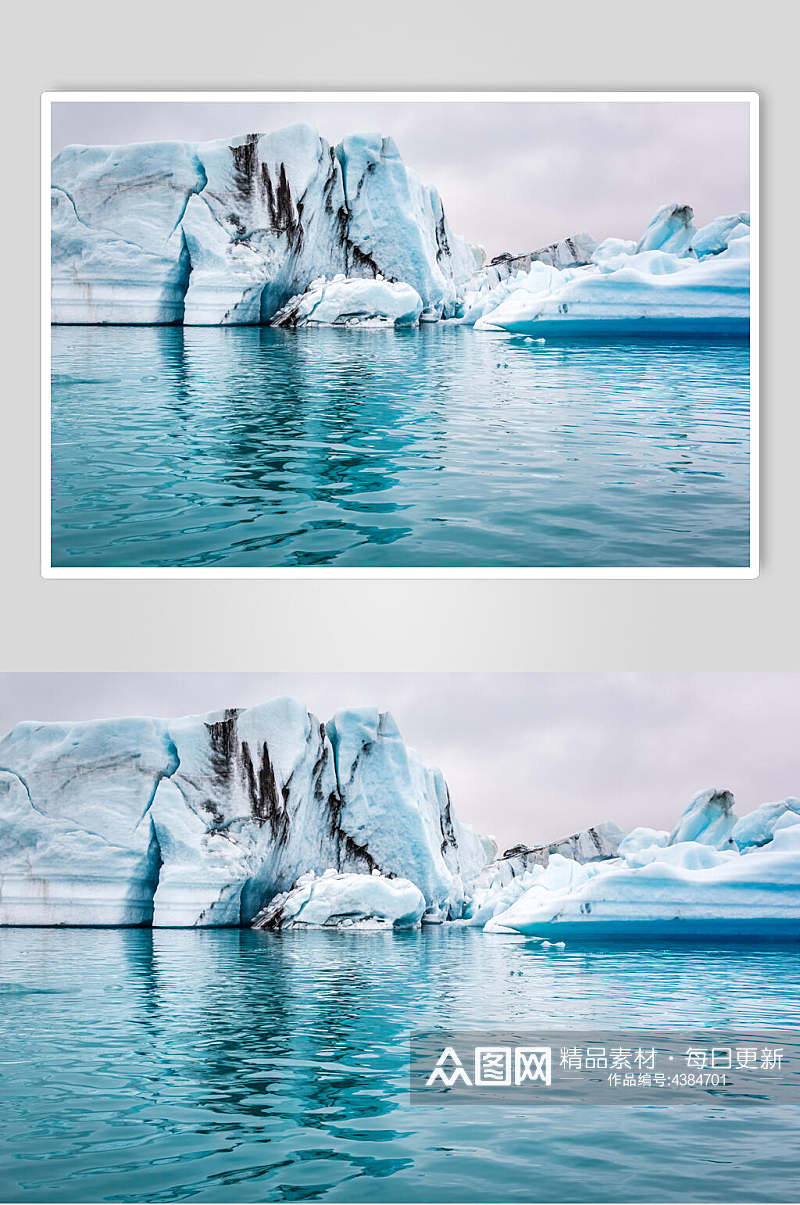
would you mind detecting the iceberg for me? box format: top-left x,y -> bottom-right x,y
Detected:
487,791 -> 800,940
252,869 -> 426,930
50,125 -> 479,326
271,275 -> 423,328
462,203 -> 749,337
51,141 -> 205,324
492,821 -> 625,880
0,699 -> 488,927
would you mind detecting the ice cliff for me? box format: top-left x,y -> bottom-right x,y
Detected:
0,699 -> 487,927
50,125 -> 479,325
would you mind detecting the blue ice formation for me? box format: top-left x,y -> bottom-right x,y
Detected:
50,125 -> 479,325
0,700 -> 488,927
2,703 -> 791,936
51,130 -> 749,334
252,869 -> 426,930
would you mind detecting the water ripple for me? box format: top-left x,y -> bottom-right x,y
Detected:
50,326 -> 750,568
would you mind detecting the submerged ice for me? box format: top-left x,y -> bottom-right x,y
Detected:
51,130 -> 750,335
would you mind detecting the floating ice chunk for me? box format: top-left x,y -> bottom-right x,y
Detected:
489,789 -> 800,941
636,203 -> 696,256
271,276 -> 423,327
668,788 -> 737,848
251,870 -> 426,929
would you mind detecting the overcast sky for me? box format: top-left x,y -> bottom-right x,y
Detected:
50,99 -> 750,255
0,673 -> 794,851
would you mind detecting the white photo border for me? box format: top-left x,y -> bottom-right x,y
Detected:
41,90 -> 759,580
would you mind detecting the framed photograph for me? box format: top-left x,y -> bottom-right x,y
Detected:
42,92 -> 757,577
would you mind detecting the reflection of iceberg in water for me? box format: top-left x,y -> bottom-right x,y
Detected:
50,323 -> 750,569
156,326 -> 467,563
3,924 -> 800,1202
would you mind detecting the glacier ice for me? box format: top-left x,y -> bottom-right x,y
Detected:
272,275 -> 423,328
51,141 -> 205,324
51,125 -> 478,326
251,869 -> 426,930
3,702 -> 793,939
326,707 -> 488,919
0,699 -> 488,927
493,821 -> 625,879
463,821 -> 624,928
468,232 -> 598,295
484,791 -> 800,940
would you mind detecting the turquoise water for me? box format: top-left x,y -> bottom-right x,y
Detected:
1,928 -> 798,1202
50,327 -> 750,569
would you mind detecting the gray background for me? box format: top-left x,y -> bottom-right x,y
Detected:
0,0 -> 797,673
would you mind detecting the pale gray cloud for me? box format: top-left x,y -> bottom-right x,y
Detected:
0,673 -> 794,852
50,99 -> 750,256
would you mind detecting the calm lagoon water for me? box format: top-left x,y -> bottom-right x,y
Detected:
1,928 -> 798,1202
50,326 -> 750,569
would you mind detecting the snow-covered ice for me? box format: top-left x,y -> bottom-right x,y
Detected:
251,869 -> 426,929
271,275 -> 423,328
483,791 -> 800,940
460,203 -> 750,337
